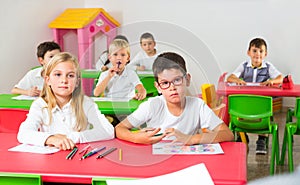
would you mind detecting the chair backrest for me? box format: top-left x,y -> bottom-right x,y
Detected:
201,83 -> 226,120
228,94 -> 273,130
0,108 -> 28,133
0,173 -> 41,185
201,84 -> 217,108
140,76 -> 158,97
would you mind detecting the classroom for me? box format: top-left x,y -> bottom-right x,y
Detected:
1,0 -> 300,184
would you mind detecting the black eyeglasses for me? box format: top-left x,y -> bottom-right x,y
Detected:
157,74 -> 186,90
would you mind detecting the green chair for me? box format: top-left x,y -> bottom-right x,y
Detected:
279,98 -> 300,172
0,173 -> 41,185
228,94 -> 279,175
139,76 -> 158,97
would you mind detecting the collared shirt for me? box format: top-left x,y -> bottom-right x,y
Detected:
97,67 -> 142,98
127,50 -> 161,71
127,96 -> 222,135
17,96 -> 114,146
232,60 -> 282,83
14,67 -> 44,90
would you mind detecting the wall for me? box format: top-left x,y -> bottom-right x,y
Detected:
0,0 -> 299,105
85,0 -> 300,105
0,0 -> 84,94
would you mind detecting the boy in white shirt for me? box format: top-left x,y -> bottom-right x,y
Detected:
11,41 -> 61,96
128,32 -> 160,71
116,52 -> 234,145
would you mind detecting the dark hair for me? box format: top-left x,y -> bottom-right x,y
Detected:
140,32 -> 155,43
152,52 -> 187,81
36,41 -> 61,59
248,38 -> 267,51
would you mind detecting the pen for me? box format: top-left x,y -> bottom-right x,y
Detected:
153,133 -> 163,137
96,147 -> 117,159
66,147 -> 78,160
119,148 -> 122,161
80,146 -> 106,160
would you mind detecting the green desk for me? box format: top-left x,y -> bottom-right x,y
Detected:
0,94 -> 144,115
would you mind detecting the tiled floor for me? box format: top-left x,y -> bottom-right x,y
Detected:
247,110 -> 300,182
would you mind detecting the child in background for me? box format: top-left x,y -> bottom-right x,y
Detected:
17,52 -> 114,150
226,38 -> 283,154
127,32 -> 160,71
93,39 -> 146,100
115,52 -> 234,145
95,35 -> 129,71
11,41 -> 61,97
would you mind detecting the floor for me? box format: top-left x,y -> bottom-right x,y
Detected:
247,110 -> 300,182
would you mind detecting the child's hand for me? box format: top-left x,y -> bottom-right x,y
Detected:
235,79 -> 247,85
107,66 -> 119,77
101,66 -> 109,71
27,86 -> 41,97
165,128 -> 193,145
45,134 -> 75,150
133,128 -> 165,144
261,80 -> 273,86
134,90 -> 146,100
136,65 -> 146,71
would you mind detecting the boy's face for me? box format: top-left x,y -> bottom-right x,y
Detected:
155,69 -> 190,104
108,48 -> 130,71
247,45 -> 267,67
140,38 -> 156,56
38,49 -> 61,66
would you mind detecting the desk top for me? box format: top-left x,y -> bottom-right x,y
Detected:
0,94 -> 144,115
217,82 -> 300,97
0,133 -> 247,185
81,69 -> 154,79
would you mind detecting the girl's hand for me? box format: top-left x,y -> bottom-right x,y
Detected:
137,65 -> 146,71
45,134 -> 75,150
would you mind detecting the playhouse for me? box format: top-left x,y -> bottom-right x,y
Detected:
49,8 -> 120,94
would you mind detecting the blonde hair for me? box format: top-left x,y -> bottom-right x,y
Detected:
41,52 -> 87,131
108,39 -> 130,56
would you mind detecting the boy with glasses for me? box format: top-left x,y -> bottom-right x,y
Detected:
115,52 -> 234,145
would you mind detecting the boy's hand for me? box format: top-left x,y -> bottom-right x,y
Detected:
261,80 -> 273,86
136,65 -> 146,71
28,86 -> 41,97
235,79 -> 247,85
165,128 -> 193,145
133,128 -> 165,144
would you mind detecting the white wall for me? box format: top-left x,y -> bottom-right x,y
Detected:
1,0 -> 299,104
0,0 -> 84,94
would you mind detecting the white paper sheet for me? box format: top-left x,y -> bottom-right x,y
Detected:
8,144 -> 60,154
152,142 -> 224,155
106,163 -> 214,185
227,82 -> 261,86
136,70 -> 154,75
12,95 -> 37,100
91,97 -> 132,102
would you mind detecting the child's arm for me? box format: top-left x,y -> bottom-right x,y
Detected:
45,134 -> 75,150
226,74 -> 247,85
261,74 -> 284,86
165,123 -> 234,145
115,118 -> 164,144
93,68 -> 115,97
11,86 -> 41,97
134,84 -> 147,100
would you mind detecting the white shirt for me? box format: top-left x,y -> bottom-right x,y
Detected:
127,96 -> 223,134
232,60 -> 281,82
17,96 -> 114,146
96,67 -> 142,98
14,67 -> 44,90
95,52 -> 113,71
127,50 -> 161,71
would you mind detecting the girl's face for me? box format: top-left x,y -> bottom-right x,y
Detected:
155,69 -> 190,105
45,61 -> 78,102
247,45 -> 267,67
108,48 -> 130,71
